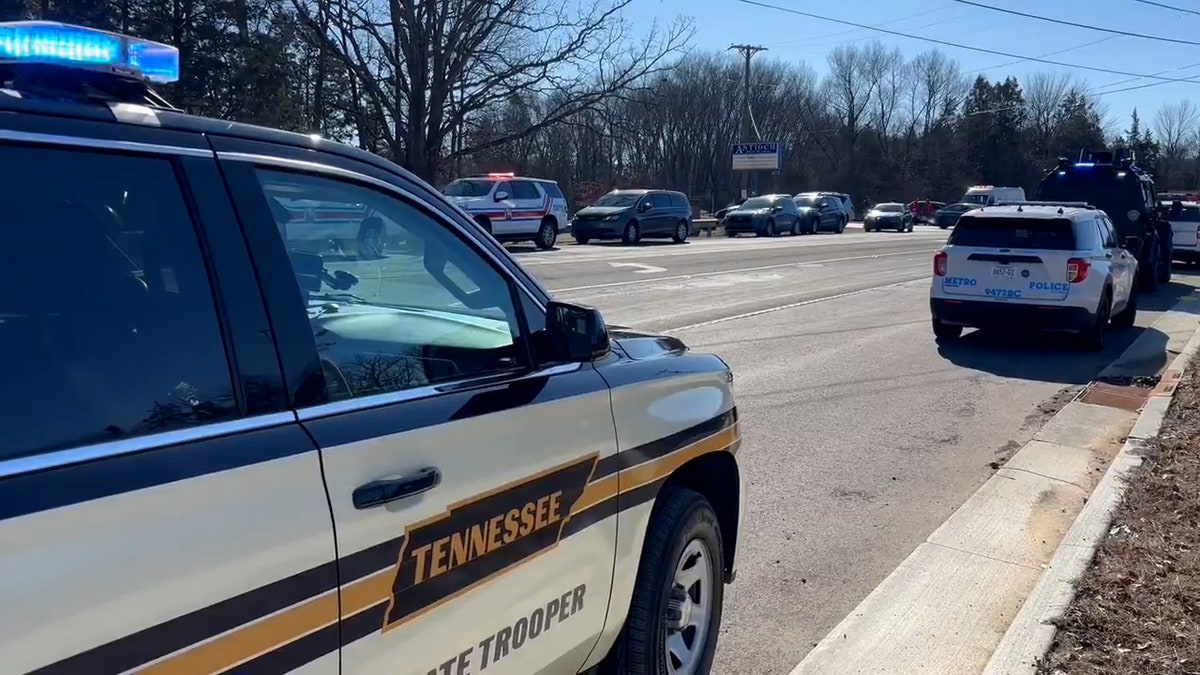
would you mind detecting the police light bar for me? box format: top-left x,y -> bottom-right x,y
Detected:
0,21 -> 180,84
486,172 -> 516,178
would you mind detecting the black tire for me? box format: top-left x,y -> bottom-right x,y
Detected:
535,217 -> 558,250
836,217 -> 846,234
790,219 -> 800,236
574,235 -> 591,245
932,318 -> 963,341
357,222 -> 385,259
940,224 -> 949,230
623,220 -> 641,245
725,231 -> 737,238
863,224 -> 873,233
598,488 -> 724,675
1078,293 -> 1112,351
672,221 -> 690,244
1112,288 -> 1138,328
759,220 -> 777,237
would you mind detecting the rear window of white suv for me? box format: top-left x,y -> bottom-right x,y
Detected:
949,215 -> 1076,250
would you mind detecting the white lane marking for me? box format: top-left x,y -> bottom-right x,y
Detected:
667,279 -> 921,332
549,249 -> 936,293
609,262 -> 667,274
519,234 -> 947,265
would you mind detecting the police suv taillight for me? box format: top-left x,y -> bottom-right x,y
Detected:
933,251 -> 948,277
1067,258 -> 1090,283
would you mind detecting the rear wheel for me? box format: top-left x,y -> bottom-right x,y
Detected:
598,488 -> 724,675
836,217 -> 846,234
673,221 -> 690,244
932,318 -> 963,341
725,231 -> 737,238
1112,289 -> 1138,328
535,217 -> 557,250
574,235 -> 591,245
1078,293 -> 1112,351
790,219 -> 799,236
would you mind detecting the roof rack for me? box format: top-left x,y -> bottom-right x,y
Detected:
995,201 -> 1094,209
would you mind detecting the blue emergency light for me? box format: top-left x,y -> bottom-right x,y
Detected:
0,21 -> 179,84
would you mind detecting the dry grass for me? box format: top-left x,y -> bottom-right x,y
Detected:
1039,364 -> 1200,674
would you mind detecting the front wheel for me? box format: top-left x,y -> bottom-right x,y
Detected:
836,217 -> 846,234
623,220 -> 641,245
574,235 -> 591,245
598,488 -> 724,675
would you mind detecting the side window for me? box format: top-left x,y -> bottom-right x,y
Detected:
670,193 -> 687,209
509,180 -> 541,200
493,181 -> 512,199
255,169 -> 526,401
1077,220 -> 1101,250
0,144 -> 238,461
541,182 -> 565,199
651,193 -> 672,209
1100,219 -> 1119,248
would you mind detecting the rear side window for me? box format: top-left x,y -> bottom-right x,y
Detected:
949,215 -> 1077,250
0,144 -> 238,461
509,180 -> 541,200
541,182 -> 565,199
651,193 -> 672,209
671,193 -> 688,209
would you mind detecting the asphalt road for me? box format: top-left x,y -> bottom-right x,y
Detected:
507,229 -> 1200,674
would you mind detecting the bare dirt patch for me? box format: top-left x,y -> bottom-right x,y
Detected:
1038,363 -> 1200,674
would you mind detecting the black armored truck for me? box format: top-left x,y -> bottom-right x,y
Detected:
1036,149 -> 1173,292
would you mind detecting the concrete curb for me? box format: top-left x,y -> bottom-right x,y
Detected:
981,307 -> 1200,675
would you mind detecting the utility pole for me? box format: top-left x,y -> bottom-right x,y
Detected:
729,44 -> 766,198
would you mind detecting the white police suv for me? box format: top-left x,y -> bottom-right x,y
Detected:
930,202 -> 1140,349
0,22 -> 744,675
442,172 -> 569,250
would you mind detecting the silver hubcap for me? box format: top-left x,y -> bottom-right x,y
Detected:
678,224 -> 687,239
541,224 -> 554,245
664,539 -> 713,674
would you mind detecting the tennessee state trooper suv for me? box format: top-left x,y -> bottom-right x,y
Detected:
0,22 -> 744,675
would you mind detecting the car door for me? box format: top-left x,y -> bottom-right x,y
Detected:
217,151 -> 621,675
819,199 -> 839,229
490,180 -> 520,238
650,192 -> 675,233
1099,217 -> 1134,307
508,180 -> 546,236
0,127 -> 337,673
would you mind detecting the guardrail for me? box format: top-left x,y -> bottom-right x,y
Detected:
692,218 -> 721,237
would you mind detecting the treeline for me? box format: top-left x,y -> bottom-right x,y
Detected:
9,0 -> 1200,210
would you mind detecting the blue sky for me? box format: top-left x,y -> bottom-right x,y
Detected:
623,0 -> 1200,135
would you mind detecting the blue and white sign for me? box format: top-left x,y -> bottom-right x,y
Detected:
732,142 -> 782,171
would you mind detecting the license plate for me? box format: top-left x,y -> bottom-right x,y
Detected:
991,266 -> 1015,279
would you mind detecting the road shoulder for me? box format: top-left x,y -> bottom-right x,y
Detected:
789,297 -> 1200,675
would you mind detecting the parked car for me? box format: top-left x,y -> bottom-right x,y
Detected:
933,202 -> 977,229
570,189 -> 693,244
442,172 -> 569,249
863,202 -> 915,232
723,194 -> 804,237
716,198 -> 746,223
793,194 -> 848,234
1160,200 -> 1200,265
797,191 -> 854,226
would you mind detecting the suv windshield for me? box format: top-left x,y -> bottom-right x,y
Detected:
949,215 -> 1077,250
594,193 -> 641,207
741,197 -> 774,209
794,196 -> 820,207
961,194 -> 991,205
443,179 -> 494,198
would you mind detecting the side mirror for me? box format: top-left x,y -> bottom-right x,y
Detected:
545,301 -> 610,362
494,190 -> 509,202
638,201 -> 652,212
1123,236 -> 1143,254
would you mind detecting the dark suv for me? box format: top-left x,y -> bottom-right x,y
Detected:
570,189 -> 693,244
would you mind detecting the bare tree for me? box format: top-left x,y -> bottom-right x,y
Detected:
1154,100 -> 1200,185
292,0 -> 691,180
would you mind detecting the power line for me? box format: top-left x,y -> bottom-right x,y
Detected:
768,6 -> 951,48
948,0 -> 1200,46
1133,0 -> 1200,17
964,36 -> 1116,75
733,0 -> 1200,86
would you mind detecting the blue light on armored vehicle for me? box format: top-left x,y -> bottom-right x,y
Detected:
0,21 -> 179,83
